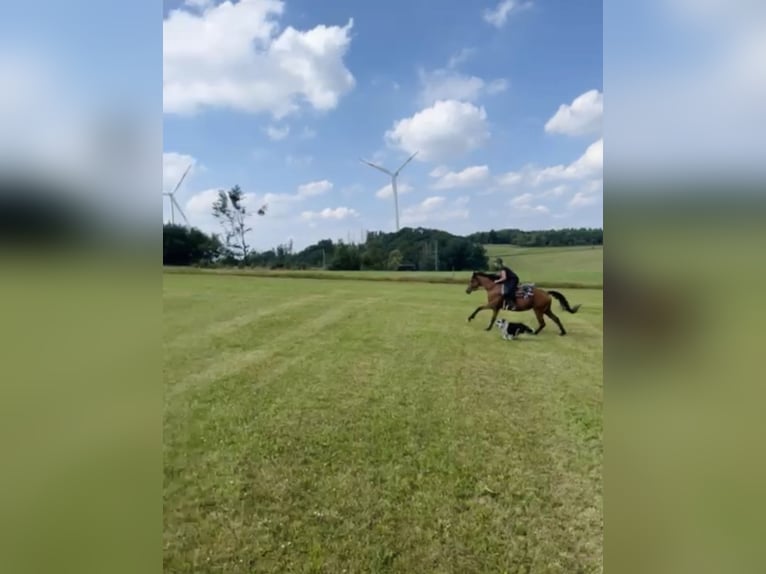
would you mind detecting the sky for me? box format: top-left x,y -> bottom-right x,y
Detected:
162,0 -> 603,251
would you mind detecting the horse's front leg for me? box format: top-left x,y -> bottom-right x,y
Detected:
533,308 -> 546,335
486,307 -> 500,331
467,305 -> 483,322
467,304 -> 491,322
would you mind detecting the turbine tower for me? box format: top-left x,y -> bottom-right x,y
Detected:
360,151 -> 418,231
164,164 -> 192,226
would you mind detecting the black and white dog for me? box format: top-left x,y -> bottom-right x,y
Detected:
495,318 -> 534,340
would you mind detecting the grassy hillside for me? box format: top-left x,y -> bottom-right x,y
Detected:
484,244 -> 603,287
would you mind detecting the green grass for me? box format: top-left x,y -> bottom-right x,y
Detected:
164,273 -> 603,573
164,245 -> 604,289
484,244 -> 603,287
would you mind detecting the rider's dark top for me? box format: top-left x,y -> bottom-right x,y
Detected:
500,266 -> 518,283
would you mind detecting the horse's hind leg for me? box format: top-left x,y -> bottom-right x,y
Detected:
533,308 -> 546,335
545,308 -> 567,336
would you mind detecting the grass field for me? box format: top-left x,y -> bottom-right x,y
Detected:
164,271 -> 603,573
165,244 -> 604,290
483,245 -> 603,287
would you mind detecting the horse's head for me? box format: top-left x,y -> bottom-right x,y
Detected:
465,271 -> 480,294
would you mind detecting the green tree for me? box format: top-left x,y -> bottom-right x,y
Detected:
387,249 -> 403,270
163,224 -> 222,266
212,185 -> 252,261
329,242 -> 362,270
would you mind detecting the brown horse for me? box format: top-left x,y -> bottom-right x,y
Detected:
465,271 -> 581,334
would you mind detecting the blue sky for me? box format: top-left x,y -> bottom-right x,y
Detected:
161,0 -> 603,250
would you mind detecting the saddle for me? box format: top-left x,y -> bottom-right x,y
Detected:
515,283 -> 535,299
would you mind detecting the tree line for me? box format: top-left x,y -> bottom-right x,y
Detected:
163,184 -> 602,270
163,223 -> 603,271
163,224 -> 489,271
468,227 -> 603,246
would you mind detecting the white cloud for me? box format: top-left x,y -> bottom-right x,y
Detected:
184,0 -> 213,10
429,165 -> 449,178
265,124 -> 290,140
496,138 -> 603,187
419,70 -> 483,104
507,192 -> 549,214
541,184 -> 569,198
285,154 -> 313,168
183,188 -> 363,251
385,100 -> 490,162
418,69 -> 508,106
297,179 -> 333,197
375,182 -> 414,199
185,188 -> 228,218
569,191 -> 599,208
260,192 -> 301,216
482,1 -> 532,28
401,195 -> 470,225
545,89 -> 603,136
568,179 -> 603,208
502,176 -> 600,214
447,47 -> 476,69
430,165 -> 490,189
300,207 -> 359,221
496,171 -> 523,187
183,177 -> 335,224
183,187 -> 264,229
340,183 -> 364,197
486,78 -> 509,94
249,179 -> 335,216
163,1 -> 355,117
299,126 -> 317,139
163,152 -> 197,192
509,192 -> 534,207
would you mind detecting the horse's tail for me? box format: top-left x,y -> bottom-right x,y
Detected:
548,290 -> 581,313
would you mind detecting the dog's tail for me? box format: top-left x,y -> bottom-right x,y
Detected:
521,323 -> 534,333
548,290 -> 581,313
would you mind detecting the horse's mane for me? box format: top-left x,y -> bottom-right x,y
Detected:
473,271 -> 500,280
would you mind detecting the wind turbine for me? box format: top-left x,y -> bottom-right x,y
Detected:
164,164 -> 191,226
360,151 -> 418,231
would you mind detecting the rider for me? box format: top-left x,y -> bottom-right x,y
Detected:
493,257 -> 519,310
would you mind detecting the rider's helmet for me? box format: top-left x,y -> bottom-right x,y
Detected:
494,257 -> 503,269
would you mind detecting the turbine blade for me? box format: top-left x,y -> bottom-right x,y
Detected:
359,158 -> 392,176
172,196 -> 189,225
171,164 -> 192,195
394,151 -> 418,176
